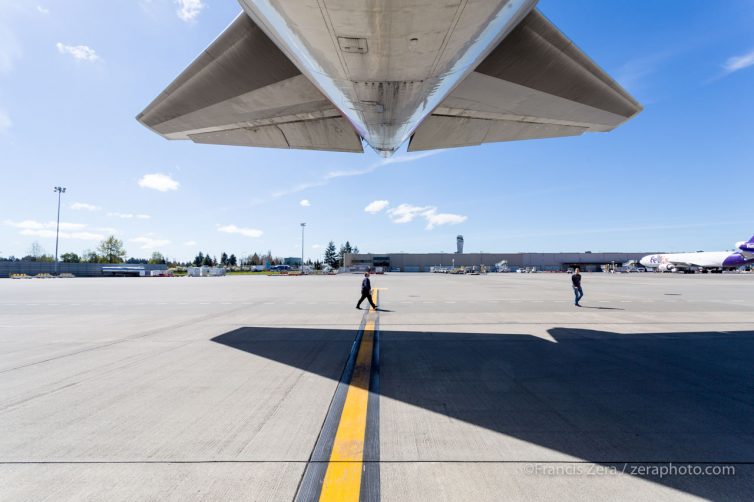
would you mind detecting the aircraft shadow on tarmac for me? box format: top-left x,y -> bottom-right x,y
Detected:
211,327 -> 754,499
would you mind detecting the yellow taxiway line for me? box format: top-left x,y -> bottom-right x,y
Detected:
318,290 -> 378,501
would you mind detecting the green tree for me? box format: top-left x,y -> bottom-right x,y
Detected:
81,249 -> 99,263
193,252 -> 204,267
324,241 -> 338,269
228,254 -> 237,266
202,253 -> 213,266
148,252 -> 166,265
220,252 -> 228,266
353,246 -> 360,254
250,252 -> 261,266
97,236 -> 126,264
60,252 -> 80,263
337,242 -> 353,267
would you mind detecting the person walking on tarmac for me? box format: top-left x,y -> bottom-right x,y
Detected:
356,271 -> 377,310
571,267 -> 584,306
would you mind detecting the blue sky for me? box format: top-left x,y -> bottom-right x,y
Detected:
1,0 -> 753,262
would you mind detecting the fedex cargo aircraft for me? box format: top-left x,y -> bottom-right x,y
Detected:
137,0 -> 642,156
640,237 -> 754,273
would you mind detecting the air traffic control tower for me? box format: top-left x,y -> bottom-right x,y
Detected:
456,235 -> 464,254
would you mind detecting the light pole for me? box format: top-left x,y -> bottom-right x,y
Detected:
53,186 -> 66,274
300,223 -> 306,272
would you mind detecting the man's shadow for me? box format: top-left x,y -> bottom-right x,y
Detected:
578,305 -> 625,310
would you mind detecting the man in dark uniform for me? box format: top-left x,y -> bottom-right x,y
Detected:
356,272 -> 377,310
571,267 -> 583,306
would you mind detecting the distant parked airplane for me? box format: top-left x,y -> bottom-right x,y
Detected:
138,0 -> 641,156
640,236 -> 754,273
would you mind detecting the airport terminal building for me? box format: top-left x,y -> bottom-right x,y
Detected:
344,252 -> 657,272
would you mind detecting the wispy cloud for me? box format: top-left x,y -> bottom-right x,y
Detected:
0,109 -> 10,134
36,5 -> 50,15
107,212 -> 150,219
0,23 -> 22,76
20,229 -> 104,240
723,48 -> 754,74
386,203 -> 467,230
183,240 -> 197,246
56,42 -> 99,62
325,150 -> 442,179
255,150 -> 444,206
5,220 -> 85,231
71,202 -> 100,211
217,224 -> 263,238
175,0 -> 204,22
299,199 -> 311,207
131,236 -> 171,250
613,50 -> 677,100
4,219 -> 103,241
268,180 -> 327,200
364,200 -> 389,214
138,173 -> 179,192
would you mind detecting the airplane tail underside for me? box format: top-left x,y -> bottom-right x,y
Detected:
137,3 -> 641,155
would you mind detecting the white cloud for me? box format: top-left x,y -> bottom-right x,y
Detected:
387,204 -> 432,224
131,236 -> 171,250
423,209 -> 467,230
218,224 -> 263,238
183,240 -> 197,246
0,109 -> 10,134
364,200 -> 389,214
71,202 -> 100,211
175,0 -> 204,22
311,244 -> 322,249
299,199 -> 311,207
5,219 -> 85,231
138,173 -> 179,192
36,5 -> 50,15
4,219 -> 103,240
723,49 -> 754,73
0,24 -> 22,76
56,42 -> 99,62
107,212 -> 151,219
20,229 -> 104,241
386,204 -> 467,230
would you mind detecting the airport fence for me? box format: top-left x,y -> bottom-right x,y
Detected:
0,262 -> 168,278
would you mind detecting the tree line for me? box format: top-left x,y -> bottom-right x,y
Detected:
0,236 -> 363,269
323,241 -> 359,269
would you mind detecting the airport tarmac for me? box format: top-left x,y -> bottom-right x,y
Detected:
1,272 -> 753,501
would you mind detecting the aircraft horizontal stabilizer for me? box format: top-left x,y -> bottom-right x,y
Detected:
408,10 -> 642,151
136,13 -> 363,153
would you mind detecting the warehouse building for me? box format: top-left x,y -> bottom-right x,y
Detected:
344,252 -> 659,273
